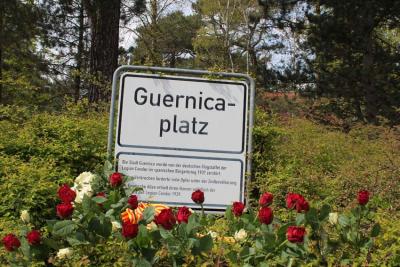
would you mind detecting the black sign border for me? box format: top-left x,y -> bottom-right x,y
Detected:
117,73 -> 248,154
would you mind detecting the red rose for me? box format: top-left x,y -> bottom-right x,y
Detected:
122,222 -> 138,238
259,192 -> 273,207
177,206 -> 192,224
57,184 -> 76,203
191,189 -> 204,204
286,193 -> 309,213
154,208 -> 176,230
109,172 -> 123,187
128,195 -> 138,209
357,190 -> 370,205
56,202 -> 74,219
258,207 -> 273,224
232,201 -> 245,217
26,230 -> 41,246
2,234 -> 21,252
287,226 -> 306,243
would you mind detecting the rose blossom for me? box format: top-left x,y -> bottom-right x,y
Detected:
154,208 -> 176,230
56,203 -> 74,219
20,210 -> 30,223
286,193 -> 309,213
128,195 -> 138,209
232,201 -> 245,217
357,190 -> 370,205
234,229 -> 248,242
122,222 -> 139,238
259,192 -> 273,207
191,189 -> 204,204
2,234 -> 21,252
329,212 -> 338,225
57,184 -> 76,203
109,172 -> 123,187
177,206 -> 192,224
26,230 -> 41,245
56,248 -> 73,259
73,172 -> 95,203
258,206 -> 273,224
287,226 -> 306,243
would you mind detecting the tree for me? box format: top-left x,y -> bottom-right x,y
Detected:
132,11 -> 201,67
304,0 -> 400,123
0,0 -> 49,106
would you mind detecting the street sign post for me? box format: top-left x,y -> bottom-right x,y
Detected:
108,66 -> 255,212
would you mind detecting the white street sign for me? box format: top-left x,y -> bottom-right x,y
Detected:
115,73 -> 249,211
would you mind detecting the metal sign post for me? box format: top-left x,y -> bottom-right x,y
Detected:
107,65 -> 255,212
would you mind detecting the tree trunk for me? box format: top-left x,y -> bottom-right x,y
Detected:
85,0 -> 121,103
74,1 -> 85,103
361,10 -> 378,124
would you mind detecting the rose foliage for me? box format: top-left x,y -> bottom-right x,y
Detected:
1,162 -> 381,266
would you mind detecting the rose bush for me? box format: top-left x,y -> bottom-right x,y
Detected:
1,162 -> 382,266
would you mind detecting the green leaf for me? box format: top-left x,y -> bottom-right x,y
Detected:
142,207 -> 155,224
159,227 -> 173,239
186,214 -> 199,235
371,223 -> 381,237
198,234 -> 213,252
305,208 -> 318,227
338,214 -> 350,228
295,214 -> 305,225
92,196 -> 107,204
319,204 -> 331,221
82,194 -> 98,214
225,206 -> 233,221
88,217 -> 112,238
53,220 -> 77,237
132,258 -> 152,267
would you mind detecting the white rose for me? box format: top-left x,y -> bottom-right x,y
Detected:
234,229 -> 247,242
74,172 -> 95,185
329,212 -> 338,225
20,210 -> 30,223
73,184 -> 94,204
208,231 -> 218,239
56,248 -> 73,260
111,221 -> 122,232
73,172 -> 95,203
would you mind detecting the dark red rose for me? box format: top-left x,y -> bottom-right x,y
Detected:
122,222 -> 138,238
128,195 -> 138,209
357,190 -> 370,205
232,201 -> 245,217
26,230 -> 41,246
259,192 -> 273,207
177,206 -> 192,224
154,208 -> 176,230
57,184 -> 76,203
191,189 -> 204,204
287,226 -> 306,243
258,207 -> 273,224
109,172 -> 123,187
56,202 -> 74,219
286,193 -> 309,213
2,234 -> 21,252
